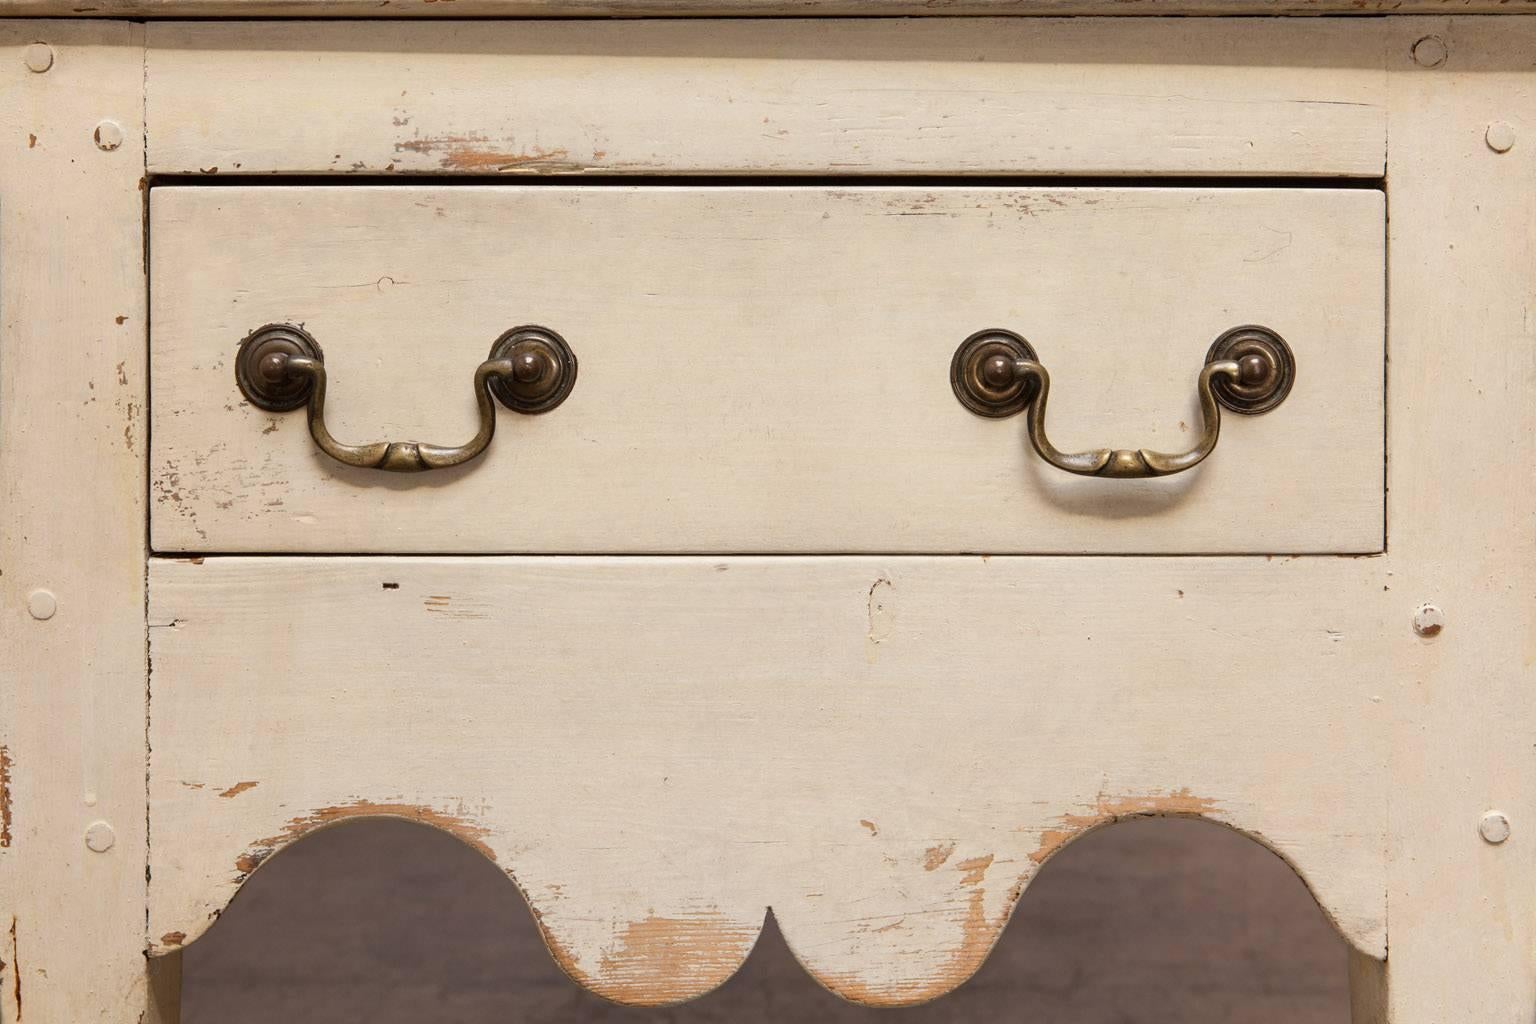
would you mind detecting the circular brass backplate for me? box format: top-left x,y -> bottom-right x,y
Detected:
487,325 -> 578,415
235,323 -> 323,412
950,329 -> 1040,418
1205,325 -> 1295,415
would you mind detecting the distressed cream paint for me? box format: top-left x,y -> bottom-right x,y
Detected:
0,23 -> 177,1024
0,11 -> 1532,1024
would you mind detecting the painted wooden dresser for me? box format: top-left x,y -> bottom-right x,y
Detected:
0,2 -> 1532,1021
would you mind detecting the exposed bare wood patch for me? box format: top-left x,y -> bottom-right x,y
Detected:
822,850 -> 1004,1006
1030,788 -> 1222,865
922,841 -> 954,871
394,135 -> 574,173
422,594 -> 489,620
216,781 -> 258,799
546,910 -> 760,1006
158,931 -> 186,947
234,800 -> 497,880
0,745 -> 12,847
955,853 -> 994,886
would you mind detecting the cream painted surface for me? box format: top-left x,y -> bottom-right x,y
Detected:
0,22 -> 177,1024
150,186 -> 1385,554
147,555 -> 1389,1005
1376,17 -> 1536,1024
144,19 -> 1388,179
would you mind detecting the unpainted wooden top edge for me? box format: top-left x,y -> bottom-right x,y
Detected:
9,0 -> 1536,16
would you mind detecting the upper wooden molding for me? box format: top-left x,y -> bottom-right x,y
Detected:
6,0 -> 1534,16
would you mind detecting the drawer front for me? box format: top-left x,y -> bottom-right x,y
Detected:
150,185 -> 1383,554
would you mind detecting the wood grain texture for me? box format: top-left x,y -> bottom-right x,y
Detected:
14,0 -> 1536,17
1375,17 -> 1536,1023
0,22 -> 158,1024
150,185 -> 1385,554
144,19 -> 1388,179
147,555 -> 1390,1006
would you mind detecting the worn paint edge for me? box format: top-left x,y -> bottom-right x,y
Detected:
148,787 -> 1380,1001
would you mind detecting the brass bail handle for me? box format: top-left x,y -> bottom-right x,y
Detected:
950,325 -> 1295,479
235,323 -> 577,473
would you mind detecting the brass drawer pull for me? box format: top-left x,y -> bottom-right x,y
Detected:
234,323 -> 577,473
950,325 -> 1294,479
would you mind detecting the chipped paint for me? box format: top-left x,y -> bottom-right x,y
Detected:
859,819 -> 878,836
1029,788 -> 1222,865
822,849 -> 1006,1007
158,931 -> 186,947
422,594 -> 489,620
0,746 -> 11,848
544,910 -> 759,1007
866,575 -> 894,659
922,841 -> 954,870
804,793 -> 1219,1007
395,134 -> 575,173
217,781 -> 258,799
234,800 -> 497,880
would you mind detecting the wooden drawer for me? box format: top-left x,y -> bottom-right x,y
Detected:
150,184 -> 1383,554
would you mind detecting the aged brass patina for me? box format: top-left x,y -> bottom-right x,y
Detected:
950,325 -> 1295,479
235,323 -> 577,472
